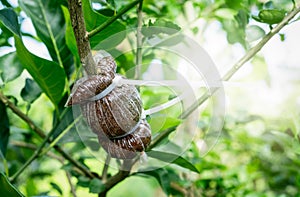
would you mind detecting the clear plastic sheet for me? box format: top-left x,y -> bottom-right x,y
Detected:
80,82 -> 143,138
98,119 -> 151,159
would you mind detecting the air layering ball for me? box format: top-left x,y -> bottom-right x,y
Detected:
66,51 -> 151,159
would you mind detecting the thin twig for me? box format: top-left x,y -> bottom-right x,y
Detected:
11,140 -> 78,196
66,171 -> 77,197
0,92 -> 95,179
135,0 -> 143,79
0,92 -> 46,138
10,116 -> 68,181
99,6 -> 300,192
170,182 -> 188,196
88,0 -> 141,38
54,145 -> 95,178
10,141 -> 64,162
40,116 -> 81,156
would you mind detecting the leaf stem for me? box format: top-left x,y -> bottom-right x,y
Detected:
11,141 -> 64,161
88,0 -> 141,38
10,126 -> 55,182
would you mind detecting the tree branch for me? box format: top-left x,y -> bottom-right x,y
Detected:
0,92 -> 95,179
10,125 -> 57,182
67,0 -> 96,75
98,160 -> 132,196
11,140 -> 78,196
10,141 -> 64,162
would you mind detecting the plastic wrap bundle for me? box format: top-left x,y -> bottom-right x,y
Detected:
65,51 -> 151,159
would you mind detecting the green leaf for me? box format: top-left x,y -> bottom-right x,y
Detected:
51,108 -> 80,144
106,0 -> 116,8
21,78 -> 42,103
257,9 -> 286,25
152,19 -> 181,32
215,8 -> 238,20
50,182 -> 63,195
225,0 -> 243,9
148,115 -> 181,133
14,37 -> 66,105
61,6 -> 80,68
89,178 -> 105,193
0,101 -> 9,157
0,8 -> 66,105
0,8 -> 20,36
279,33 -> 285,41
19,0 -> 74,78
82,0 -> 126,50
235,9 -> 249,29
246,25 -> 265,42
0,0 -> 13,7
142,19 -> 181,38
220,9 -> 249,47
25,179 -> 37,197
0,173 -> 24,197
0,23 -> 13,47
147,151 -> 199,173
222,19 -> 246,47
153,33 -> 184,47
136,168 -> 172,194
0,52 -> 24,83
77,176 -> 91,188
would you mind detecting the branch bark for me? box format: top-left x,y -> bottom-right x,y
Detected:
98,160 -> 132,196
67,0 -> 96,75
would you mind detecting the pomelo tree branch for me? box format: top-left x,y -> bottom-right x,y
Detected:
68,0 -> 96,75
